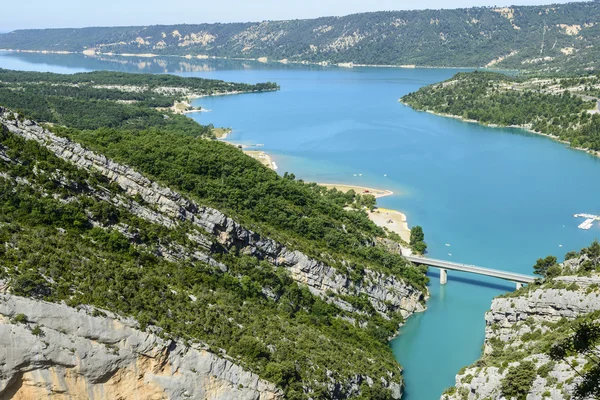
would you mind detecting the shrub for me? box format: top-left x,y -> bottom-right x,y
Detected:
31,325 -> 44,336
501,361 -> 537,400
13,313 -> 27,323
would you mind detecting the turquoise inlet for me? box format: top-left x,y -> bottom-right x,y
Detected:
2,51 -> 600,399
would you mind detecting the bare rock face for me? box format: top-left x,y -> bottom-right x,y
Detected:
441,273 -> 600,400
0,109 -> 427,319
0,294 -> 282,400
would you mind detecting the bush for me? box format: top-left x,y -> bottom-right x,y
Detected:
501,361 -> 537,400
13,313 -> 27,323
31,325 -> 44,336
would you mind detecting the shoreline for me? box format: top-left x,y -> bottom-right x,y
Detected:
368,207 -> 412,244
317,183 -> 412,244
0,48 -> 510,72
218,138 -> 414,244
244,149 -> 278,170
400,101 -> 600,159
318,183 -> 394,199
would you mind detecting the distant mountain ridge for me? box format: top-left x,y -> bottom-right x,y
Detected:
1,1 -> 599,73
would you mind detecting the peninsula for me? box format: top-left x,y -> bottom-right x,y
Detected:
402,71 -> 600,156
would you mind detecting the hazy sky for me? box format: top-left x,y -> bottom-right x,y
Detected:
1,0 -> 578,31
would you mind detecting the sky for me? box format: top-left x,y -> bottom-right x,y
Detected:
0,0 -> 579,31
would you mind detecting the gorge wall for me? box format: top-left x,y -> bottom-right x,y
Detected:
442,256 -> 600,400
0,108 -> 426,320
0,294 -> 282,400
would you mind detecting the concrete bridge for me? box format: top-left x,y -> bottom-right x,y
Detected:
405,255 -> 536,289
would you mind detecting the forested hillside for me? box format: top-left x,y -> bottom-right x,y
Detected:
0,69 -> 277,131
1,1 -> 600,72
402,71 -> 600,152
0,70 -> 428,399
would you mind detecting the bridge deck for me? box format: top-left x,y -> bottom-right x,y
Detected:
405,255 -> 536,284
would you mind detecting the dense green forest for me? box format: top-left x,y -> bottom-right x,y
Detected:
0,69 -> 277,132
0,69 -> 426,288
1,1 -> 600,72
402,71 -> 600,152
0,126 -> 404,399
0,70 -> 429,398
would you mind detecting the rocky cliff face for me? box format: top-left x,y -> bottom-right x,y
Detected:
0,294 -> 282,400
441,266 -> 600,400
0,108 -> 426,320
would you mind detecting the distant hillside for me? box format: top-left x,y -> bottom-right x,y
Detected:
1,1 -> 599,73
402,71 -> 600,151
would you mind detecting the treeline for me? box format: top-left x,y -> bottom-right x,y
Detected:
0,127 -> 404,398
402,71 -> 600,151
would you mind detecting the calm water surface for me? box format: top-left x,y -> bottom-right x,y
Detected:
2,51 -> 600,399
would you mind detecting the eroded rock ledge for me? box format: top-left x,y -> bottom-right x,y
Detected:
442,269 -> 600,400
0,294 -> 282,400
0,108 -> 426,319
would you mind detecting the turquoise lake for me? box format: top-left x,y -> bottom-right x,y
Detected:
2,51 -> 600,399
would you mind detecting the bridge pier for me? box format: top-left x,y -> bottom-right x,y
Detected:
440,268 -> 448,285
515,282 -> 523,290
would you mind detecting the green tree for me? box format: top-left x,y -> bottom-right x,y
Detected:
549,321 -> 600,399
581,240 -> 600,272
533,255 -> 558,277
410,226 -> 427,254
500,361 -> 537,400
410,226 -> 425,245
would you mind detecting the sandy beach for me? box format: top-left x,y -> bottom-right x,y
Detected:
244,150 -> 277,170
319,183 -> 393,198
368,207 -> 411,243
212,128 -> 232,139
319,183 -> 411,244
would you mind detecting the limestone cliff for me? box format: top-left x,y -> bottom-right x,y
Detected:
0,107 -> 428,398
0,108 -> 426,320
0,294 -> 282,400
441,258 -> 600,400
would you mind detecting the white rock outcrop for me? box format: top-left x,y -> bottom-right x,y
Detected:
0,109 -> 427,319
442,273 -> 600,400
0,294 -> 282,400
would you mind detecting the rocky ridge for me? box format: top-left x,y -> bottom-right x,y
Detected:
0,107 -> 426,320
442,261 -> 600,400
0,293 -> 282,400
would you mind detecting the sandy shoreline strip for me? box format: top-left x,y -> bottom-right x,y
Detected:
218,142 -> 411,243
368,207 -> 411,243
244,150 -> 277,170
319,183 -> 393,199
319,183 -> 411,243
